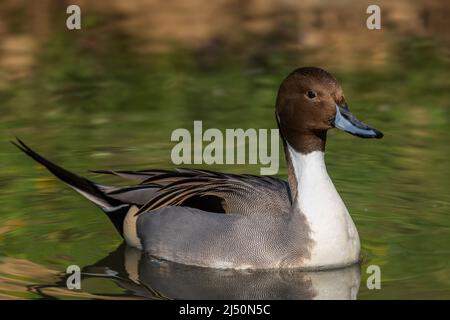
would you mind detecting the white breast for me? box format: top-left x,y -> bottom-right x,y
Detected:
288,146 -> 360,268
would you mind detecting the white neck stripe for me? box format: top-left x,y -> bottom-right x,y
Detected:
286,143 -> 360,268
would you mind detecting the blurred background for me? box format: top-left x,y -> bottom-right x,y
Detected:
0,0 -> 449,299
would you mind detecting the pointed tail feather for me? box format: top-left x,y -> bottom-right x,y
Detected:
11,138 -> 128,235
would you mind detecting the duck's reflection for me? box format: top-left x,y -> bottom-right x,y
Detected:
81,244 -> 361,300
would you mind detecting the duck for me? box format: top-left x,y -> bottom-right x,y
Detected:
13,67 -> 383,270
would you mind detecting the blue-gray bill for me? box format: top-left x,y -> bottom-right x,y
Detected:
333,105 -> 383,139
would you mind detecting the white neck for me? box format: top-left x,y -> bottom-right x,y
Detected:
287,144 -> 360,268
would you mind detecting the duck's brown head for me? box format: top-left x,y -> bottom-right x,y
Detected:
276,67 -> 383,154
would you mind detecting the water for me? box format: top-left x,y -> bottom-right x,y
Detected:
0,0 -> 449,299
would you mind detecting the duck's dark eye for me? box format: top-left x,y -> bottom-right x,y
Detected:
306,90 -> 317,99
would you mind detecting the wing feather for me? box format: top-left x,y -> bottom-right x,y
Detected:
97,168 -> 292,216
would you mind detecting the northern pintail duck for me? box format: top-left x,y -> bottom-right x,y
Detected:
13,67 -> 383,270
